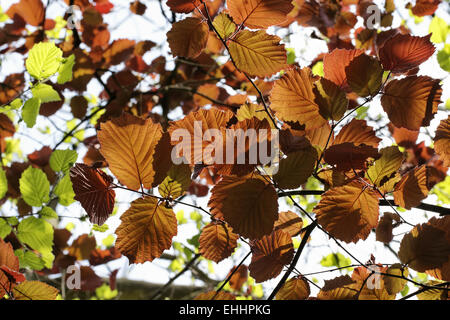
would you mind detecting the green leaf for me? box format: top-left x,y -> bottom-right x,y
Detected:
429,17 -> 448,44
31,83 -> 61,103
26,42 -> 63,80
15,249 -> 45,271
0,219 -> 12,239
437,44 -> 450,72
286,48 -> 296,65
54,174 -> 75,206
320,253 -> 352,270
57,54 -> 75,84
0,167 -> 7,199
19,166 -> 50,207
17,217 -> 54,257
40,206 -> 58,220
92,224 -> 109,232
49,149 -> 77,173
22,97 -> 41,128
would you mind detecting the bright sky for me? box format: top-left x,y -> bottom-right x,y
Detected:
0,0 -> 449,299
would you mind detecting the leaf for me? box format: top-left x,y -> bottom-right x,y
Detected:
0,238 -> 20,297
408,0 -> 440,16
383,264 -> 409,295
437,44 -> 450,72
333,119 -> 381,148
398,222 -> 450,272
6,0 -> 44,26
249,229 -> 294,283
324,142 -> 379,172
227,0 -> 294,29
314,78 -> 348,121
269,67 -> 327,130
273,211 -> 303,237
228,30 -> 286,78
54,174 -> 75,206
70,163 -> 116,226
393,165 -> 432,210
158,163 -> 192,199
168,108 -> 233,164
323,48 -> 364,88
378,34 -> 435,73
26,42 -> 63,80
199,221 -> 239,263
381,76 -> 442,131
345,54 -> 383,97
313,180 -> 379,243
167,17 -> 209,59
115,196 -> 177,263
195,291 -> 236,300
376,212 -> 400,243
31,83 -> 61,103
212,12 -> 236,39
429,17 -> 448,44
166,0 -> 200,13
208,175 -> 278,239
0,167 -> 7,199
0,219 -> 12,239
98,113 -> 163,191
22,97 -> 41,128
317,275 -> 357,300
273,146 -> 317,189
50,149 -> 77,173
12,281 -> 58,300
228,265 -> 248,291
103,39 -> 136,66
57,54 -> 75,84
417,280 -> 447,300
276,276 -> 310,300
68,234 -> 96,260
434,116 -> 450,167
388,123 -> 419,148
19,166 -> 50,207
14,249 -> 45,271
366,146 -> 404,191
16,217 -> 53,260
320,252 -> 352,269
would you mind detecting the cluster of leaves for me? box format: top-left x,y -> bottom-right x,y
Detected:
0,0 -> 449,300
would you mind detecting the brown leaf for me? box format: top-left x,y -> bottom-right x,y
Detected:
333,119 -> 381,148
313,180 -> 380,243
249,229 -> 294,282
345,54 -> 383,97
270,67 -> 326,130
208,175 -> 279,239
393,165 -> 432,209
195,290 -> 236,300
70,163 -> 116,225
227,0 -> 294,29
381,76 -> 442,131
199,221 -> 239,263
314,78 -> 348,121
167,17 -> 209,59
317,275 -> 357,300
324,142 -> 379,172
98,113 -> 163,191
376,212 -> 400,243
0,239 -> 20,297
276,276 -> 310,300
6,0 -> 44,26
228,265 -> 248,291
68,234 -> 96,261
378,33 -> 435,73
323,48 -> 364,89
167,0 -> 200,13
115,196 -> 177,263
274,211 -> 303,237
434,116 -> 450,167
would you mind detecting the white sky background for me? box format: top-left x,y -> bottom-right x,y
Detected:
0,0 -> 449,299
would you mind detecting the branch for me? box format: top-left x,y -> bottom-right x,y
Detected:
267,220 -> 318,300
278,190 -> 450,216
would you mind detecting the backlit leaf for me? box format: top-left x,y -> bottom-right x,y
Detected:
274,211 -> 303,237
227,0 -> 294,29
98,113 -> 163,191
270,67 -> 326,130
57,54 -> 75,84
345,54 -> 383,97
70,163 -> 116,226
115,196 -> 177,263
393,165 -> 432,210
314,78 -> 348,121
228,30 -> 286,78
6,0 -> 44,26
378,34 -> 435,73
199,221 -> 239,263
0,238 -> 20,297
366,146 -> 404,192
434,116 -> 450,167
50,149 -> 77,173
323,48 -> 364,88
383,264 -> 409,295
208,175 -> 278,239
158,164 -> 191,199
166,0 -> 200,13
313,180 -> 379,243
212,12 -> 236,39
22,97 -> 41,128
276,276 -> 310,300
19,166 -> 50,207
167,17 -> 209,59
12,281 -> 58,300
381,76 -> 442,131
249,229 -> 294,282
195,291 -> 236,300
26,42 -> 63,80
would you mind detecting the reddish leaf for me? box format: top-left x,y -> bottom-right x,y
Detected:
434,116 -> 450,167
167,0 -> 200,13
199,221 -> 239,263
228,265 -> 248,291
378,34 -> 435,73
323,48 -> 364,89
0,239 -> 20,297
70,163 -> 116,225
6,0 -> 44,26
